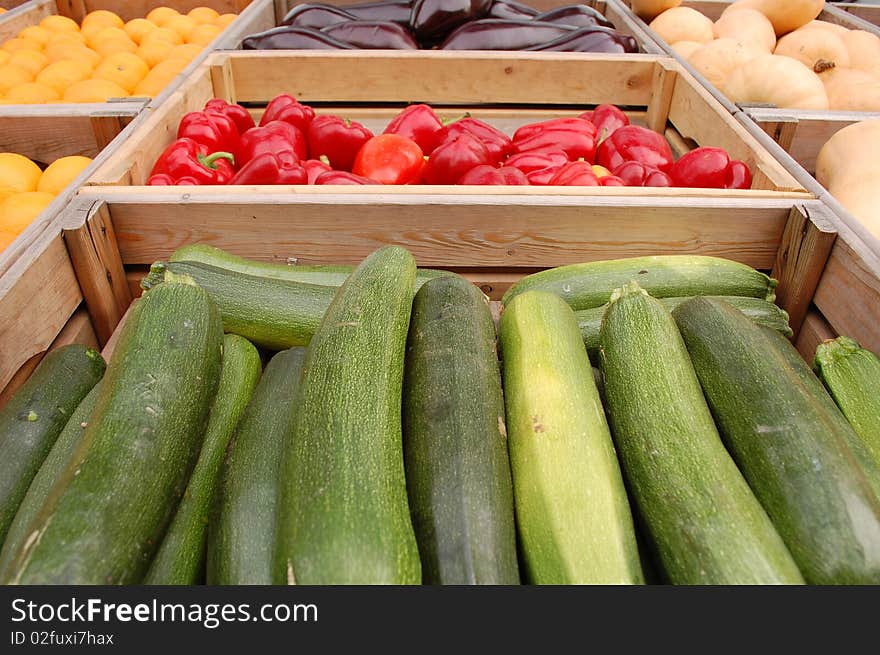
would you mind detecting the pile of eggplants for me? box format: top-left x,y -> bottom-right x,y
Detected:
240,0 -> 640,53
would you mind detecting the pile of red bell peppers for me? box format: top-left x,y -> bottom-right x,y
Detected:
147,95 -> 752,189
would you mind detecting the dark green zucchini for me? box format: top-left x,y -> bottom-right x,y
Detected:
674,297 -> 880,584
0,344 -> 105,546
206,347 -> 306,585
600,283 -> 803,585
145,334 -> 262,585
403,276 -> 519,585
2,281 -> 223,585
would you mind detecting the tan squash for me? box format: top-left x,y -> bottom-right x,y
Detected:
842,30 -> 880,77
630,0 -> 682,22
801,20 -> 849,36
649,7 -> 714,44
825,172 -> 880,238
670,40 -> 703,59
714,9 -> 776,52
821,67 -> 880,111
725,53 -> 829,109
774,28 -> 849,73
815,119 -> 880,189
723,0 -> 825,36
688,39 -> 762,96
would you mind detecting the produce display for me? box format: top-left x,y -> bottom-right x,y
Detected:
0,153 -> 92,251
642,0 -> 880,111
2,242 -> 879,585
240,1 -> 640,52
147,94 -> 753,188
0,7 -> 238,103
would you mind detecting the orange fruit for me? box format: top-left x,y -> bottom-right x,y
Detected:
0,231 -> 17,252
81,10 -> 124,33
142,26 -> 183,46
185,23 -> 221,46
38,155 -> 93,195
131,58 -> 187,97
8,50 -> 49,76
93,52 -> 149,93
0,192 -> 55,235
39,15 -> 81,34
35,60 -> 91,95
0,153 -> 43,193
123,18 -> 158,44
166,43 -> 201,63
18,26 -> 52,47
215,14 -> 238,28
0,8 -> 6,15
0,186 -> 15,203
44,43 -> 101,69
5,82 -> 61,103
165,15 -> 197,40
46,32 -> 86,47
188,7 -> 221,24
136,39 -> 174,68
91,36 -> 138,58
146,7 -> 181,27
2,37 -> 44,53
0,51 -> 10,65
0,64 -> 34,95
85,26 -> 130,49
62,78 -> 128,102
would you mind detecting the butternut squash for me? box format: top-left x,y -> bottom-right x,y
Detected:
688,39 -> 762,97
649,7 -> 714,45
714,9 -> 776,53
630,0 -> 682,22
725,54 -> 829,109
825,173 -> 880,238
842,30 -> 880,78
671,40 -> 703,59
775,28 -> 849,74
802,20 -> 849,37
815,119 -> 880,190
723,0 -> 825,37
820,68 -> 880,112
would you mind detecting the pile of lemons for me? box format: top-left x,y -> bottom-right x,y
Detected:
0,153 -> 92,251
0,6 -> 237,103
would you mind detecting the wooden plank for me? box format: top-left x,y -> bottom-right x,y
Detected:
0,0 -> 54,43
771,204 -> 838,337
645,61 -> 676,133
214,0 -> 277,49
838,4 -> 880,26
796,309 -> 837,363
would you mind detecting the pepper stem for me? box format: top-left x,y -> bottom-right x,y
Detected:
198,151 -> 235,170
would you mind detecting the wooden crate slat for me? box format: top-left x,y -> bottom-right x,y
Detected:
0,0 -> 54,43
796,309 -> 837,363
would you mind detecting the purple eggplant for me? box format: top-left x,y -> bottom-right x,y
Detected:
345,0 -> 413,24
281,4 -> 359,29
241,26 -> 356,49
488,0 -> 539,20
410,0 -> 493,44
322,20 -> 419,48
525,25 -> 639,53
440,19 -> 574,50
535,5 -> 615,29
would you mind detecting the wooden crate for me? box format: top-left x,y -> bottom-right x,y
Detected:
86,49 -> 807,197
0,187 -> 842,405
214,0 -> 664,53
834,3 -> 880,28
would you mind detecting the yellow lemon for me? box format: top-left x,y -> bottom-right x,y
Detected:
0,64 -> 35,95
35,59 -> 92,95
215,14 -> 238,28
5,82 -> 61,104
146,7 -> 181,27
39,15 -> 81,34
93,52 -> 149,93
2,37 -> 44,53
62,78 -> 128,102
166,43 -> 201,63
124,18 -> 158,44
8,49 -> 49,76
185,23 -> 221,46
0,153 -> 43,193
18,26 -> 52,47
131,58 -> 187,97
38,155 -> 93,195
0,192 -> 55,235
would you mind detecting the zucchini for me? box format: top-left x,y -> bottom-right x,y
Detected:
502,255 -> 777,310
145,334 -> 262,585
403,276 -> 519,585
207,348 -> 305,585
577,296 -> 791,350
0,344 -> 105,546
171,243 -> 454,289
815,336 -> 880,471
500,290 -> 643,584
0,382 -> 100,575
274,246 -> 421,585
600,283 -> 803,585
674,297 -> 880,584
142,261 -> 337,351
3,281 -> 223,585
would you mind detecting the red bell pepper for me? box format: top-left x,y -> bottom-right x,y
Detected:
504,149 -> 569,185
458,165 -> 530,185
600,175 -> 626,187
259,93 -> 316,133
670,147 -> 752,189
303,157 -> 332,184
383,104 -> 448,155
422,133 -> 493,184
580,104 -> 629,142
204,98 -> 255,134
445,117 -> 513,163
177,110 -> 241,161
148,138 -> 235,185
314,170 -> 379,185
512,117 -> 597,162
239,121 -> 307,164
307,115 -> 374,172
229,151 -> 307,185
352,134 -> 424,185
548,161 -> 600,186
596,125 -> 674,174
146,173 -> 200,186
613,161 -> 672,187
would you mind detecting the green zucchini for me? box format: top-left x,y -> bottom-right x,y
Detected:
3,281 -> 223,585
815,336 -> 880,471
0,344 -> 105,546
403,276 -> 519,585
501,290 -> 643,584
274,246 -> 421,585
0,382 -> 100,575
600,283 -> 803,585
674,297 -> 880,584
577,296 -> 791,350
207,347 -> 305,585
145,334 -> 262,585
502,255 -> 777,310
170,243 -> 453,289
143,261 -> 337,351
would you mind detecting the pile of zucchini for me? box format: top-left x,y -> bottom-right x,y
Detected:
0,243 -> 878,585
